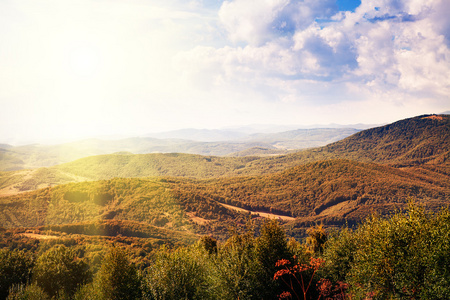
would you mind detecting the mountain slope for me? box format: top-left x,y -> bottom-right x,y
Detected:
323,114 -> 450,165
172,159 -> 450,219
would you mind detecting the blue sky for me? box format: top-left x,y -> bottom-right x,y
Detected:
337,0 -> 361,12
0,0 -> 449,144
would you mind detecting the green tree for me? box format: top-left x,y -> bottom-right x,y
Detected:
0,249 -> 34,300
210,228 -> 265,300
96,247 -> 141,300
320,227 -> 357,283
32,245 -> 91,298
144,245 -> 210,300
322,202 -> 450,299
306,224 -> 327,254
198,236 -> 218,255
422,207 -> 450,299
255,219 -> 292,299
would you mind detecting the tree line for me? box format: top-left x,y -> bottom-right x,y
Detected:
1,202 -> 450,299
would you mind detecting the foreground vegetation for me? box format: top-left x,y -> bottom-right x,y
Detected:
1,203 -> 449,299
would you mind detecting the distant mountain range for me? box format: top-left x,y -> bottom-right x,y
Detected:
144,122 -> 377,141
0,127 -> 361,171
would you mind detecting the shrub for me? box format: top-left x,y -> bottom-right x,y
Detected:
6,283 -> 49,300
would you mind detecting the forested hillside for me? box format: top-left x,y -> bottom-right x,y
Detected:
1,160 -> 449,239
324,114 -> 450,165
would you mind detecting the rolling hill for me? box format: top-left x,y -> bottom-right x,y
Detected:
0,114 -> 449,240
323,114 -> 450,165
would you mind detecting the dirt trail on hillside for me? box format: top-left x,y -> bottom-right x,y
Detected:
218,203 -> 296,221
22,233 -> 59,240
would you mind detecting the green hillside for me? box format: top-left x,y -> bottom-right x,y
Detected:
0,153 -> 260,196
55,153 -> 258,180
2,158 -> 449,239
0,178 -> 189,228
323,114 -> 450,165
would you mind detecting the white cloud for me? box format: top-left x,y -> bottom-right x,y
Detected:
177,0 -> 449,107
218,0 -> 290,45
218,0 -> 338,45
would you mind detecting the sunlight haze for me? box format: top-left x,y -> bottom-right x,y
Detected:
1,0 -> 449,144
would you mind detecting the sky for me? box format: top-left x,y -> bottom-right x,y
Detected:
0,0 -> 449,144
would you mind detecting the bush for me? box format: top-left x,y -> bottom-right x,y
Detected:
6,284 -> 49,300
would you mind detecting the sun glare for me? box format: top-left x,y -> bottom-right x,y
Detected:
67,45 -> 100,79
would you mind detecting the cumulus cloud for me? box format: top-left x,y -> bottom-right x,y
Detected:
218,0 -> 338,45
174,0 -> 450,110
